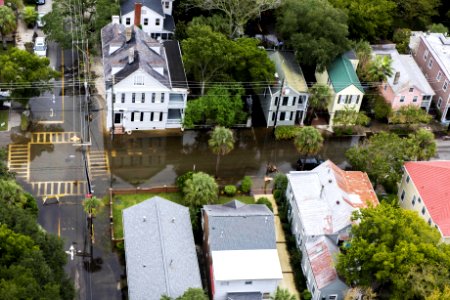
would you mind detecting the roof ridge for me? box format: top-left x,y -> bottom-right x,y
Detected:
155,202 -> 171,296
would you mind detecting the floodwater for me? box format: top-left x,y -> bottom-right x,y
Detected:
108,128 -> 360,189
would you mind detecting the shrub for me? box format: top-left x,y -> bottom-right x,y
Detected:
274,125 -> 301,140
23,6 -> 38,27
274,173 -> 288,191
273,189 -> 282,202
240,176 -> 252,193
176,171 -> 194,194
256,197 -> 273,212
373,95 -> 392,121
224,185 -> 237,196
302,290 -> 312,300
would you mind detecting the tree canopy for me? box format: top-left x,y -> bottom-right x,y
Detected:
346,130 -> 436,189
293,126 -> 324,158
183,172 -> 218,207
0,6 -> 16,49
161,288 -> 208,300
276,0 -> 351,71
330,0 -> 396,41
181,24 -> 274,95
337,203 -> 450,299
0,48 -> 59,105
186,0 -> 281,37
183,85 -> 247,128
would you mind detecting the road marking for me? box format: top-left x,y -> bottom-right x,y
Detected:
50,108 -> 54,117
31,132 -> 81,144
87,150 -> 110,178
7,144 -> 30,181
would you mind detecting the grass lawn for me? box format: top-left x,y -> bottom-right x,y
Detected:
110,192 -> 255,240
0,109 -> 8,131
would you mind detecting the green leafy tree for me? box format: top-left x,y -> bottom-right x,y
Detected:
344,287 -> 377,300
407,128 -> 436,160
271,287 -> 297,300
389,105 -> 432,126
333,107 -> 370,131
365,55 -> 394,83
372,94 -> 392,120
161,288 -> 209,300
330,0 -> 396,41
189,14 -> 231,36
337,203 -> 450,299
82,196 -> 101,218
307,84 -> 331,121
393,28 -> 412,54
427,286 -> 450,300
183,172 -> 218,207
354,40 -> 372,73
208,126 -> 235,177
0,6 -> 16,49
392,0 -> 441,30
0,48 -> 59,105
277,0 -> 351,71
22,6 -> 38,27
182,25 -> 234,95
183,85 -> 247,128
427,23 -> 448,33
6,0 -> 24,18
187,0 -> 281,37
293,126 -> 324,168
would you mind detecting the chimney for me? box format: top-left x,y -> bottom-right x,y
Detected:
134,1 -> 142,27
393,72 -> 400,85
128,48 -> 135,64
111,15 -> 120,24
125,26 -> 133,42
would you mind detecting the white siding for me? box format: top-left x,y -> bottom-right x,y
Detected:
213,279 -> 279,300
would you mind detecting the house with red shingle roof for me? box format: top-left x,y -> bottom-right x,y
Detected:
398,161 -> 450,242
286,160 -> 379,300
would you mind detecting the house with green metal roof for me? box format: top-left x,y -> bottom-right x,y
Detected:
315,52 -> 365,127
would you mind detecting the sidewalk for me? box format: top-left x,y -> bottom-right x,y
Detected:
15,19 -> 35,50
254,193 -> 301,299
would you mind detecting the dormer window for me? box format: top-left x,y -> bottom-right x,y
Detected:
126,18 -> 131,25
156,19 -> 160,26
134,75 -> 144,85
164,1 -> 170,9
143,18 -> 148,26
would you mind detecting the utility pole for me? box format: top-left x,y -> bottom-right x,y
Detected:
272,76 -> 285,133
111,75 -> 115,141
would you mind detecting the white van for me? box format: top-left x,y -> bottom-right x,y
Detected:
34,37 -> 47,57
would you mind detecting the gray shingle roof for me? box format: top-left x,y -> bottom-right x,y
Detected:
101,23 -> 186,88
123,196 -> 202,300
203,200 -> 276,251
121,0 -> 164,16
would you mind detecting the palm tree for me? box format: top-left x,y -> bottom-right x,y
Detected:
307,83 -> 331,122
294,126 -> 324,169
208,126 -> 235,177
0,6 -> 17,50
183,172 -> 218,207
271,287 -> 297,300
366,55 -> 394,83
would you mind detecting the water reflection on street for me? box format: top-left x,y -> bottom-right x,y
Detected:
109,128 -> 358,188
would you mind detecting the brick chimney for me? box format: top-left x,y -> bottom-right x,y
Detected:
134,1 -> 142,27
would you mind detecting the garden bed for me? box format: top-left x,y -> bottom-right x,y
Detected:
108,189 -> 255,240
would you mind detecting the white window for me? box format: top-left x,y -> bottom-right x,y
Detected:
132,93 -> 136,103
151,93 -> 156,103
156,18 -> 160,26
165,1 -> 170,9
409,87 -> 414,92
423,49 -> 429,61
422,207 -> 426,215
428,58 -> 433,69
443,80 -> 449,91
159,112 -> 163,121
150,112 -> 154,121
406,175 -> 410,183
436,71 -> 443,81
244,281 -> 253,285
438,97 -> 442,109
143,18 -> 148,26
345,95 -> 352,104
121,93 -> 125,103
161,93 -> 165,103
140,112 -> 144,122
280,112 -> 286,121
141,93 -> 145,103
400,96 -> 405,102
125,18 -> 131,25
134,75 -> 144,85
401,190 -> 405,201
292,97 -> 297,106
413,96 -> 418,102
412,195 -> 416,206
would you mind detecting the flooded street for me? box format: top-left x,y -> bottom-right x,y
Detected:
108,128 -> 358,189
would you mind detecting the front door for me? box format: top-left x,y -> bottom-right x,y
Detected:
114,112 -> 123,125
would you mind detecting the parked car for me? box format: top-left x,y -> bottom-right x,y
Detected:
296,156 -> 325,171
36,0 -> 45,5
33,37 -> 47,57
37,13 -> 46,28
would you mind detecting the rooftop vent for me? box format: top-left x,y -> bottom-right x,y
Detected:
393,72 -> 400,85
128,47 -> 135,64
143,216 -> 146,222
171,217 -> 175,223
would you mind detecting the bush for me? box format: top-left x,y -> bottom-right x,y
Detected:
240,176 -> 252,193
373,95 -> 392,121
273,173 -> 288,191
23,6 -> 38,27
274,125 -> 301,140
224,185 -> 237,196
176,171 -> 194,194
256,197 -> 273,212
302,290 -> 312,300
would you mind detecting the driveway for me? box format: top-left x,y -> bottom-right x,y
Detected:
254,194 -> 301,299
